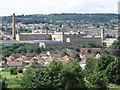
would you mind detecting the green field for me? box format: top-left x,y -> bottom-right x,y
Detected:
1,71 -> 10,76
109,84 -> 120,89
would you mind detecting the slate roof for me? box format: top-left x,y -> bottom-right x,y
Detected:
7,61 -> 23,67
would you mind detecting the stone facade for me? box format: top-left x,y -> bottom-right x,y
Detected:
16,32 -> 85,42
69,36 -> 102,46
16,31 -> 103,47
16,33 -> 51,41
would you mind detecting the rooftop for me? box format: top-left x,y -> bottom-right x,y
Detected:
20,40 -> 62,43
19,32 -> 85,35
0,40 -> 20,45
19,33 -> 47,35
104,38 -> 117,42
82,36 -> 101,38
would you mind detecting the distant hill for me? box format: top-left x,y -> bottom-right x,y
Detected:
2,13 -> 118,24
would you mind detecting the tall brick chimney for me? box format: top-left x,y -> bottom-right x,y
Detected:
12,13 -> 16,40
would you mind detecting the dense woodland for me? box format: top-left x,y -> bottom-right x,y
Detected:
2,13 -> 117,24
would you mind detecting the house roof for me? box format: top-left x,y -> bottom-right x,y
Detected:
52,54 -> 61,59
80,53 -> 94,60
61,55 -> 72,61
6,56 -> 15,61
11,53 -> 22,58
80,48 -> 102,54
80,54 -> 86,60
79,60 -> 86,64
45,57 -> 54,62
31,56 -> 45,62
16,56 -> 27,61
25,53 -> 36,57
95,54 -> 101,59
7,61 -> 23,67
32,62 -> 46,68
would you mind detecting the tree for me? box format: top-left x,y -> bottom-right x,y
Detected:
19,67 -> 52,89
4,77 -> 20,88
106,57 -> 120,85
2,50 -> 12,57
19,60 -> 86,89
27,46 -> 33,53
111,41 -> 120,57
45,60 -> 62,75
74,54 -> 81,62
1,57 -> 7,62
85,57 -> 111,89
96,51 -> 100,54
104,50 -> 110,54
0,36 -> 4,40
86,71 -> 108,88
9,67 -> 17,75
95,54 -> 115,71
2,78 -> 8,89
45,60 -> 63,88
75,48 -> 80,52
85,58 -> 96,75
61,52 -> 69,57
111,41 -> 120,49
10,43 -> 25,50
33,46 -> 41,54
82,43 -> 104,48
18,69 -> 23,73
88,43 -> 97,48
16,47 -> 27,53
87,50 -> 91,53
60,61 -> 86,89
20,60 -> 63,88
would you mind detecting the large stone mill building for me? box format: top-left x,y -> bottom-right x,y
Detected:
12,13 -> 116,47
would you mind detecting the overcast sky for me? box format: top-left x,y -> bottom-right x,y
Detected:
0,0 -> 119,16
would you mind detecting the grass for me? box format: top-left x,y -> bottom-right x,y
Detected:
1,71 -> 23,79
1,71 -> 10,76
109,84 -> 120,88
5,77 -> 22,88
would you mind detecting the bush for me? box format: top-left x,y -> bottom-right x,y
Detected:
86,71 -> 108,88
9,67 -> 17,75
106,57 -> 120,85
18,69 -> 23,73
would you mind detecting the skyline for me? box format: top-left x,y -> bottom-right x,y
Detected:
0,0 -> 119,16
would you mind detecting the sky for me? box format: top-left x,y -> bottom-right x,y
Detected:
0,0 -> 119,16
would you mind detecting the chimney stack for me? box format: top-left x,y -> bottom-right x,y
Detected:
12,13 -> 16,40
101,28 -> 105,41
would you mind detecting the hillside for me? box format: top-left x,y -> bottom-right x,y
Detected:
2,13 -> 118,24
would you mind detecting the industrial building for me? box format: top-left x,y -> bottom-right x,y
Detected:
10,13 -> 117,47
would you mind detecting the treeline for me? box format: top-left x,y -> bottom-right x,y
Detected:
2,13 -> 117,24
1,43 -> 81,57
1,43 -> 61,57
1,42 -> 109,57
